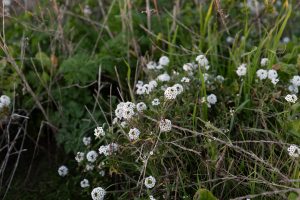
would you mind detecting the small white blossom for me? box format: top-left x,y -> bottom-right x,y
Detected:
226,36 -> 234,44
290,75 -> 300,87
83,137 -> 91,146
207,94 -> 217,105
0,95 -> 10,107
183,63 -> 194,72
136,102 -> 147,112
181,77 -> 190,83
91,187 -> 106,200
267,69 -> 278,80
85,163 -> 95,171
256,69 -> 268,80
143,84 -> 151,94
216,75 -> 225,83
285,94 -> 298,103
287,144 -> 300,158
158,56 -> 170,66
58,165 -> 68,177
80,179 -> 90,188
83,5 -> 92,16
271,78 -> 279,85
157,73 -> 171,82
128,128 -> 140,141
120,121 -> 127,128
99,170 -> 105,176
136,87 -> 145,95
152,98 -> 160,106
173,84 -> 183,95
86,150 -> 98,163
236,64 -> 247,77
159,119 -> 172,132
196,54 -> 209,67
164,87 -> 177,100
149,80 -> 158,89
98,143 -> 119,156
136,80 -> 144,88
260,58 -> 269,67
75,152 -> 85,163
144,176 -> 156,189
282,36 -> 290,44
288,84 -> 298,94
149,195 -> 156,200
147,61 -> 157,69
94,127 -> 105,138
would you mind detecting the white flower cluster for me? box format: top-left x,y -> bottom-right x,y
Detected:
58,165 -> 68,177
86,150 -> 98,163
0,95 -> 11,111
136,102 -> 147,112
91,187 -> 106,200
285,94 -> 297,103
136,80 -> 158,95
128,128 -> 140,141
75,152 -> 85,163
98,143 -> 119,156
83,5 -> 92,16
146,56 -> 170,70
164,84 -> 183,100
196,54 -> 209,69
256,68 -> 279,85
144,176 -> 156,189
287,144 -> 300,158
83,137 -> 91,146
159,119 -> 172,132
80,179 -> 90,188
157,73 -> 171,82
288,75 -> 300,94
206,94 -> 217,107
236,64 -> 247,77
152,98 -> 160,106
94,126 -> 105,138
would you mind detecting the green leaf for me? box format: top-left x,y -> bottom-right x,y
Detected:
35,52 -> 51,70
193,189 -> 218,200
288,192 -> 299,200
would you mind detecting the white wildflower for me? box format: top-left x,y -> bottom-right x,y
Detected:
144,176 -> 156,189
149,80 -> 158,89
80,179 -> 90,188
173,84 -> 183,95
183,63 -> 194,72
99,170 -> 105,176
287,144 -> 299,158
196,54 -> 209,67
226,36 -> 234,44
86,150 -> 98,163
128,128 -> 140,141
216,75 -> 225,83
83,5 -> 92,16
207,94 -> 217,105
147,61 -> 157,70
136,87 -> 145,95
236,64 -> 247,77
136,102 -> 147,112
285,94 -> 298,103
158,56 -> 170,66
256,69 -> 268,80
0,95 -> 10,106
271,78 -> 279,85
152,98 -> 160,106
159,119 -> 172,132
94,127 -> 105,138
181,77 -> 190,83
282,36 -> 290,44
267,69 -> 278,80
75,152 -> 85,163
136,80 -> 144,88
290,75 -> 300,87
164,87 -> 177,100
120,121 -> 127,128
58,165 -> 68,177
83,137 -> 91,146
149,195 -> 156,200
288,85 -> 298,94
91,187 -> 106,200
85,163 -> 95,171
157,73 -> 171,82
260,58 -> 269,67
